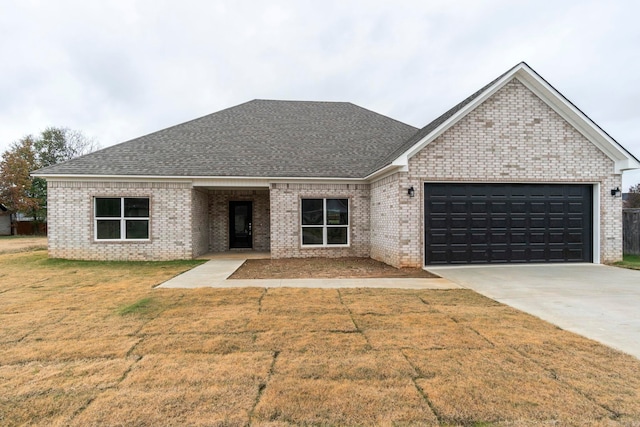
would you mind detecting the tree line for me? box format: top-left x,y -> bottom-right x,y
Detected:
0,127 -> 100,223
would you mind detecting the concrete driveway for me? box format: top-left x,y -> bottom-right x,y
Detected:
428,264 -> 640,359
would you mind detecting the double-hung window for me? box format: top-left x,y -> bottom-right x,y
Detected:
301,198 -> 349,246
94,197 -> 150,240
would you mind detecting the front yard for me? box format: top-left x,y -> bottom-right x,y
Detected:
1,248 -> 640,426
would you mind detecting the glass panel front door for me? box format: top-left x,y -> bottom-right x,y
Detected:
229,201 -> 252,249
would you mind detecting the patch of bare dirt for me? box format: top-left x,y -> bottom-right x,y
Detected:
229,257 -> 439,279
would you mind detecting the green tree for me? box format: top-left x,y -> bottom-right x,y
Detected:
0,136 -> 40,219
625,184 -> 640,209
0,127 -> 99,223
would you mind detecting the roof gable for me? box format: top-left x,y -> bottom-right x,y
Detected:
369,62 -> 640,178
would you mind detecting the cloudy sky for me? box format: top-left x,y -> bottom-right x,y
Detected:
1,0 -> 639,187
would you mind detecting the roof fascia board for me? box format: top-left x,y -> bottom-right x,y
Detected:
364,161 -> 406,181
194,177 -> 367,187
37,174 -> 368,185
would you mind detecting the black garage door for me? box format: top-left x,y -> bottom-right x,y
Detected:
424,183 -> 593,265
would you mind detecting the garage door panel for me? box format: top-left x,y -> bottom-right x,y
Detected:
429,202 -> 448,213
490,202 -> 508,213
471,202 -> 487,213
491,250 -> 508,262
428,250 -> 448,263
511,202 -> 527,213
530,202 -> 547,213
530,233 -> 545,244
470,217 -> 488,228
471,233 -> 488,244
451,202 -> 467,213
424,183 -> 592,265
450,233 -> 468,244
568,202 -> 585,213
491,233 -> 508,244
450,217 -> 468,229
510,217 -> 527,229
471,250 -> 488,262
549,202 -> 565,213
491,217 -> 507,228
510,249 -> 528,261
567,249 -> 584,260
566,232 -> 584,243
450,250 -> 470,263
530,217 -> 546,228
530,248 -> 546,260
428,217 -> 448,229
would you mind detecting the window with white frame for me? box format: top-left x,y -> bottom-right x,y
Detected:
301,198 -> 349,246
94,197 -> 150,240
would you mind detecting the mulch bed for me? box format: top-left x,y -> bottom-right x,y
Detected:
229,257 -> 439,279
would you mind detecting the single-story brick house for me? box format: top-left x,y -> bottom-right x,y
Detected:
34,62 -> 639,267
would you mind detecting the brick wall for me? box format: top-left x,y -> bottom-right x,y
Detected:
191,189 -> 209,257
208,190 -> 270,252
47,181 -> 194,260
396,78 -> 621,267
370,173 -> 401,266
45,78 -> 623,265
270,183 -> 370,259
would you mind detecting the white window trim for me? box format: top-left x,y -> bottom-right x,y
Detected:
94,197 -> 150,241
301,198 -> 350,247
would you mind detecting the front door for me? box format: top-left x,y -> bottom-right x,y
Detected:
229,201 -> 252,249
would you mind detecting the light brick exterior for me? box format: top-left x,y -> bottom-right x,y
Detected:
47,181 -> 195,260
270,183 -> 370,259
191,189 -> 209,257
45,78 -> 625,265
372,78 -> 622,268
370,173 -> 401,266
208,190 -> 270,252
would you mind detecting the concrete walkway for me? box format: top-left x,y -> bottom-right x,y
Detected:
428,263 -> 640,359
157,259 -> 461,289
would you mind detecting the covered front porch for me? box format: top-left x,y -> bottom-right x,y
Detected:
192,185 -> 271,258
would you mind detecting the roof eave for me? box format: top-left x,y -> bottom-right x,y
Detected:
31,173 -> 370,185
364,156 -> 409,181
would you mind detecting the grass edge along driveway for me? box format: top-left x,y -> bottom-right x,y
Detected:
1,250 -> 640,426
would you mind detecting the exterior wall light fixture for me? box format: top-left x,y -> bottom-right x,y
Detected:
408,186 -> 415,198
611,187 -> 621,197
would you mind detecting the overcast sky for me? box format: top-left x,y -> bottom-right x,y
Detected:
1,0 -> 639,187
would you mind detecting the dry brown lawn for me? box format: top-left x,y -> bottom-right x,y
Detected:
2,248 -> 640,426
0,236 -> 47,254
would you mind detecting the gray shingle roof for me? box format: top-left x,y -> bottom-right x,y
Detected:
35,100 -> 418,179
